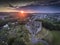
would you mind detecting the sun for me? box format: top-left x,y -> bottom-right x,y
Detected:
17,11 -> 28,21
18,11 -> 26,18
20,11 -> 24,14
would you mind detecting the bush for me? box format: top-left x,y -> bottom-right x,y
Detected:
42,20 -> 60,31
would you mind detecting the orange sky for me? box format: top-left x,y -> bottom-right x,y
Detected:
0,6 -> 36,13
0,1 -> 34,12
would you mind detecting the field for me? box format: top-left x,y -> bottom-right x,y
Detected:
0,24 -> 60,45
51,31 -> 60,45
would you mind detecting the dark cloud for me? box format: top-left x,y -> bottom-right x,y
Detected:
0,0 -> 60,13
0,0 -> 60,6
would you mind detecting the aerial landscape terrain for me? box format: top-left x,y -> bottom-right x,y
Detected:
0,0 -> 60,45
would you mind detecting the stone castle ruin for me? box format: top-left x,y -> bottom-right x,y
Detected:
23,14 -> 53,45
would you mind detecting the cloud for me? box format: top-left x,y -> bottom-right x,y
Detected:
0,0 -> 60,13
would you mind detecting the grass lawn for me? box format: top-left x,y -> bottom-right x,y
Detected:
51,31 -> 60,45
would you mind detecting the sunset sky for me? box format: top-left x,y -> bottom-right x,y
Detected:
0,0 -> 60,13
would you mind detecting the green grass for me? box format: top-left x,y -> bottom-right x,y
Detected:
0,24 -> 60,45
51,31 -> 60,45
